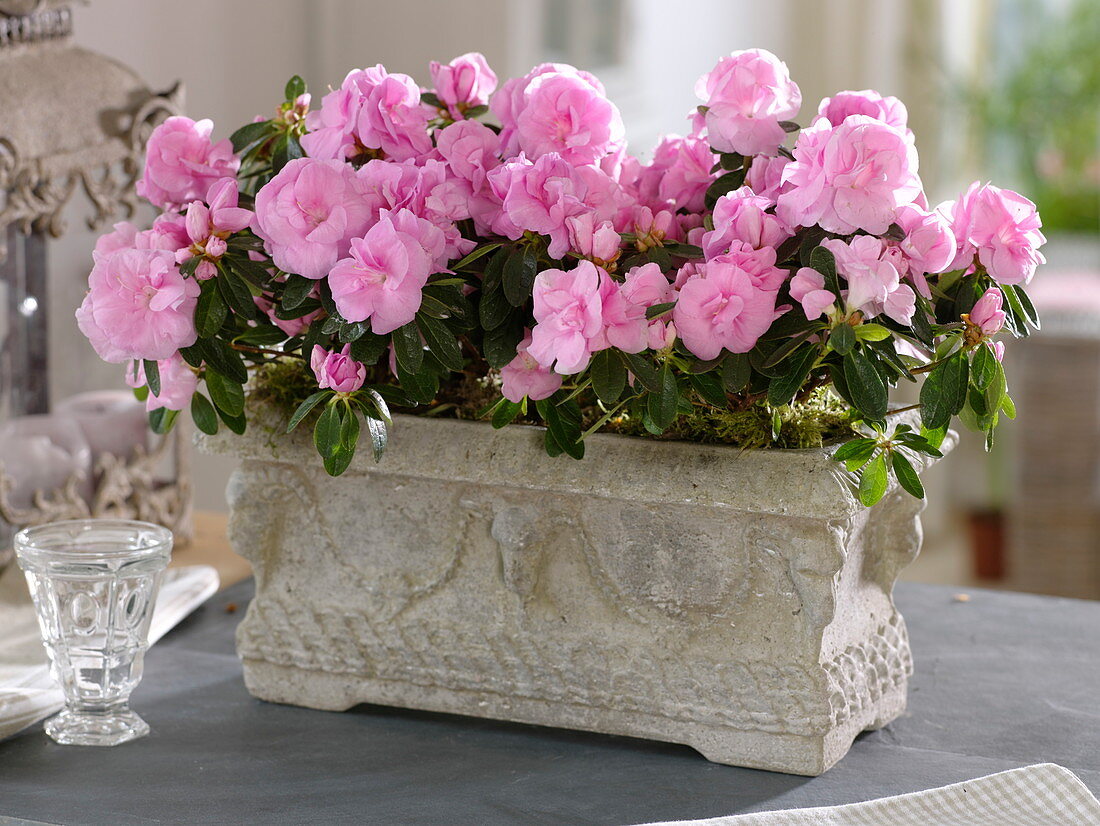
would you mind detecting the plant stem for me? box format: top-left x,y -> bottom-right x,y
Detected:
886,403 -> 921,416
229,342 -> 305,360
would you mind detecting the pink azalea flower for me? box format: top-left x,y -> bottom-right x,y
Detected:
790,268 -> 837,320
496,64 -> 625,166
528,261 -> 606,374
706,243 -> 788,291
673,258 -> 782,360
124,353 -> 198,412
176,177 -> 252,278
744,154 -> 790,201
968,288 -> 1006,336
328,208 -> 442,335
566,213 -> 621,262
695,49 -> 802,156
500,331 -> 563,402
356,158 -> 472,265
137,117 -> 239,210
777,115 -> 922,235
821,236 -> 915,324
76,248 -> 200,363
816,90 -> 910,134
94,222 -> 140,259
435,120 -> 500,189
252,158 -> 374,280
596,263 -> 674,354
302,66 -> 388,160
702,188 -> 792,258
941,182 -> 1046,285
311,344 -> 366,393
488,153 -> 589,259
895,203 -> 955,275
429,52 -> 498,119
635,134 -> 716,213
358,72 -> 434,161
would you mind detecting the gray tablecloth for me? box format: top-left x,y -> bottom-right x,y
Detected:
0,580 -> 1096,826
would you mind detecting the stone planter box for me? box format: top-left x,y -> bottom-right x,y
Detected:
199,412 -> 951,775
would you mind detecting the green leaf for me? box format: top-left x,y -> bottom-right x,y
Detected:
858,453 -> 889,506
891,451 -> 925,499
645,301 -> 676,320
920,350 -> 969,430
764,328 -> 820,368
971,341 -> 997,390
453,242 -> 503,271
281,275 -> 315,310
984,356 -> 1007,417
482,317 -> 524,368
189,392 -> 219,436
391,321 -> 424,373
688,371 -> 728,407
236,325 -> 288,346
340,403 -> 360,451
835,438 -> 878,472
894,432 -> 944,458
416,314 -> 464,372
623,352 -> 662,393
143,359 -> 161,398
767,345 -> 817,406
287,390 -> 332,432
215,406 -> 247,435
205,370 -> 246,417
284,74 -> 306,100
229,120 -> 274,154
704,169 -> 747,209
479,280 -> 513,330
589,349 -> 627,405
195,281 -> 228,338
833,437 -> 877,462
646,363 -> 679,430
395,360 -> 438,404
920,424 -> 948,450
1013,285 -> 1040,329
217,265 -> 262,320
364,415 -> 387,462
1001,394 -> 1017,419
313,402 -> 341,459
829,323 -> 856,356
843,349 -> 889,421
854,323 -> 891,342
492,399 -> 523,428
809,246 -> 840,296
721,353 -> 751,393
350,333 -> 389,366
502,245 -> 538,306
536,399 -> 584,460
148,407 -> 179,435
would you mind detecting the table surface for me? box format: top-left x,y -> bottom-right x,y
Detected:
0,579 -> 1096,826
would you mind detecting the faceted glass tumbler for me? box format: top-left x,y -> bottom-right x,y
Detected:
14,519 -> 173,746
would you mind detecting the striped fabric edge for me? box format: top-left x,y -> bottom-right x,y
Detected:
635,763 -> 1100,826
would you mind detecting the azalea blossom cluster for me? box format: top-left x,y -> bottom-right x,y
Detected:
77,49 -> 1044,501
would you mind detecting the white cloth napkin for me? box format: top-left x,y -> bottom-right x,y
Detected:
636,763 -> 1100,825
0,562 -> 219,741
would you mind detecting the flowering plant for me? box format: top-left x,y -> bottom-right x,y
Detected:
78,50 -> 1045,505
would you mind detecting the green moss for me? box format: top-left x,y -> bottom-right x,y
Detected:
601,388 -> 855,450
248,360 -> 856,451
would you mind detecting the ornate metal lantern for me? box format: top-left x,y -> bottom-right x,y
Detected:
0,0 -> 191,547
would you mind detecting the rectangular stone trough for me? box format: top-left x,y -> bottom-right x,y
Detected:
199,412 -> 951,775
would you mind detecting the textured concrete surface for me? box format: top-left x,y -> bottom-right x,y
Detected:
199,412 -> 953,775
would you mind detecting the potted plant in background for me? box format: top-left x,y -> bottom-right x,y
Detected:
74,49 -> 1044,775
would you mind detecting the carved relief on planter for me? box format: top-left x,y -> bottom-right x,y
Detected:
201,412 -> 953,776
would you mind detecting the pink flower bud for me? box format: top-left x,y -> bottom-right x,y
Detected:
311,344 -> 366,393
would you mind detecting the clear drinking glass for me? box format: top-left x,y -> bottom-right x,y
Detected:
13,519 -> 173,746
